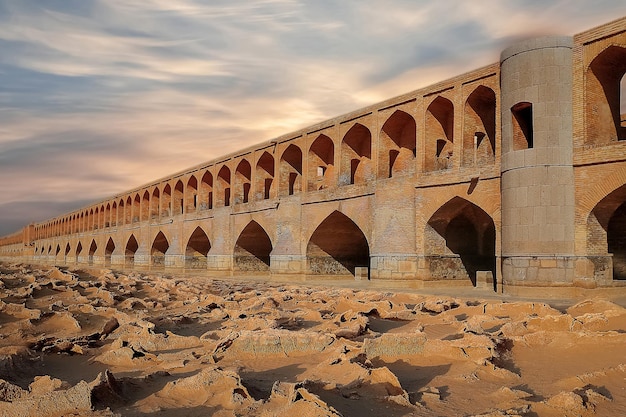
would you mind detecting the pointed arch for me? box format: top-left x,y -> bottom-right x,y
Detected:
173,180 -> 184,215
186,175 -> 198,213
280,144 -> 303,196
425,197 -> 495,285
586,45 -> 626,145
141,190 -> 150,221
234,159 -> 252,204
425,96 -> 454,172
463,85 -> 496,167
308,134 -> 335,191
185,226 -> 211,269
255,152 -> 275,200
125,234 -> 139,267
151,231 -> 169,268
88,240 -> 97,266
234,221 -> 272,272
105,237 -> 115,267
341,123 -> 372,185
217,165 -> 231,207
307,211 -> 370,277
161,184 -> 172,217
151,188 -> 160,219
200,171 -> 213,210
586,183 -> 626,280
379,110 -> 416,178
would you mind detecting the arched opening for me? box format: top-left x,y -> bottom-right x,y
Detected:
217,165 -> 231,207
587,184 -> 626,280
185,226 -> 211,269
105,238 -> 115,267
76,242 -> 83,262
141,191 -> 150,222
186,176 -> 198,213
307,211 -> 370,277
511,102 -> 533,150
64,243 -> 71,262
125,197 -> 132,225
379,110 -> 416,178
425,197 -> 496,286
173,180 -> 184,215
255,152 -> 274,200
151,231 -> 169,268
55,244 -> 61,257
94,208 -> 100,230
234,221 -> 272,272
200,171 -> 213,210
234,159 -> 252,204
111,202 -> 118,227
586,45 -> 626,145
125,235 -> 138,267
463,86 -> 496,167
105,204 -> 111,227
161,184 -> 172,217
151,188 -> 160,219
308,134 -> 335,191
88,240 -> 97,266
132,194 -> 140,223
425,96 -> 454,171
280,144 -> 303,196
341,123 -> 372,185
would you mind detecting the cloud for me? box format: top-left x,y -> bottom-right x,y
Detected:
0,0 -> 625,234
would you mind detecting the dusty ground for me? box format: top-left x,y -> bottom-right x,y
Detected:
1,263 -> 626,416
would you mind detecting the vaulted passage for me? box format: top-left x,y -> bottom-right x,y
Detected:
379,110 -> 416,178
186,226 -> 211,269
151,232 -> 169,268
425,197 -> 495,285
307,211 -> 370,277
105,238 -> 115,267
126,235 -> 138,267
234,221 -> 272,272
88,240 -> 96,266
587,184 -> 626,280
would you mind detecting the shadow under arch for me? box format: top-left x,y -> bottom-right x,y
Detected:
307,210 -> 370,277
186,226 -> 211,269
425,197 -> 495,286
151,231 -> 169,268
587,183 -> 626,280
234,221 -> 272,272
125,234 -> 139,267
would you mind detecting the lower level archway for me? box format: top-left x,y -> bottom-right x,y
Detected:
105,238 -> 115,267
307,211 -> 370,277
186,226 -> 211,269
125,235 -> 138,267
425,197 -> 496,285
151,232 -> 169,268
234,221 -> 272,272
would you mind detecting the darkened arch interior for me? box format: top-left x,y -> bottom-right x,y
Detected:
186,226 -> 211,256
256,151 -> 275,200
588,183 -> 626,279
380,110 -> 416,178
151,231 -> 169,267
425,96 -> 455,171
307,211 -> 370,277
234,221 -> 272,271
586,45 -> 626,144
341,123 -> 372,185
425,197 -> 496,285
463,85 -> 496,167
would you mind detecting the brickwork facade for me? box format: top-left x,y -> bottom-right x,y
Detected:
2,17 -> 626,294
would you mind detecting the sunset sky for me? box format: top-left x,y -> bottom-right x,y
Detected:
1,1 -> 625,235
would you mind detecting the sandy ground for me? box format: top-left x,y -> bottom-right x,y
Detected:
1,263 -> 626,416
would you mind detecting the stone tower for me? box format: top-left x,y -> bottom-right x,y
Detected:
500,37 -> 576,287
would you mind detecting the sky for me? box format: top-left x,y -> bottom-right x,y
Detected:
1,0 -> 625,236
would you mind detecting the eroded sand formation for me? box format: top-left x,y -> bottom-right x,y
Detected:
1,263 -> 626,416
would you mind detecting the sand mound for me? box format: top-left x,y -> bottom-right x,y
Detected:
1,263 -> 625,416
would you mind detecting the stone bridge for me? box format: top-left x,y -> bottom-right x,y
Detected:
3,17 -> 626,294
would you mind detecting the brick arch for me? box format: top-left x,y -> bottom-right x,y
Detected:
303,205 -> 372,248
463,85 -> 496,167
425,95 -> 455,172
306,210 -> 370,277
378,109 -> 417,178
232,216 -> 274,246
585,42 -> 626,145
424,196 -> 496,285
234,220 -> 273,272
341,123 -> 372,185
578,164 -> 626,220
